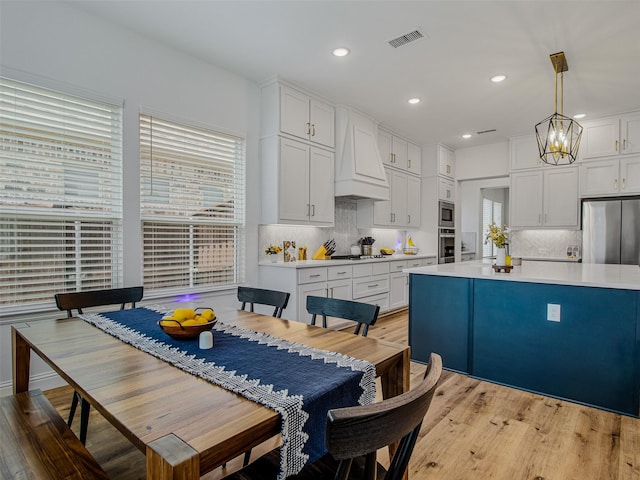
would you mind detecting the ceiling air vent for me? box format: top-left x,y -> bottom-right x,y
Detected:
388,29 -> 424,48
477,129 -> 497,135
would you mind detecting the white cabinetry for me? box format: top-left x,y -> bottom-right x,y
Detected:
352,262 -> 390,312
510,166 -> 579,228
438,145 -> 455,178
438,177 -> 455,201
279,84 -> 334,148
296,265 -> 353,327
580,113 -> 640,160
357,168 -> 421,228
510,134 -> 545,170
580,156 -> 640,197
261,136 -> 334,225
461,253 -> 476,262
378,128 -> 421,175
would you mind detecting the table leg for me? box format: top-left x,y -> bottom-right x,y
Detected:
12,326 -> 31,394
147,434 -> 200,480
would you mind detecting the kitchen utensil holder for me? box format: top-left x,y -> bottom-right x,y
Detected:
362,245 -> 372,256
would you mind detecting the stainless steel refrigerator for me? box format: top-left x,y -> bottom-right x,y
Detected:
582,198 -> 640,264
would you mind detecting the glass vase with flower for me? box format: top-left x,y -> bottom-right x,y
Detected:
485,223 -> 509,266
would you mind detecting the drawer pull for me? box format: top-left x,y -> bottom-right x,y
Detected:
337,271 -> 347,275
368,283 -> 379,288
310,274 -> 321,278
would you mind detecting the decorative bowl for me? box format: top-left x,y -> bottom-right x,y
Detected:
403,247 -> 419,255
158,318 -> 217,340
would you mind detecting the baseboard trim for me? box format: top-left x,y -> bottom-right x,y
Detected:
0,371 -> 66,397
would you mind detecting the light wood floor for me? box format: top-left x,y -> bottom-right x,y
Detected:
43,311 -> 640,480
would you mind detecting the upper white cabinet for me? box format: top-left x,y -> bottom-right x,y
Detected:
510,134 -> 546,170
407,142 -> 422,175
438,177 -> 455,202
279,85 -> 334,148
510,166 -> 579,229
580,112 -> 640,160
580,156 -> 640,197
357,167 -> 421,228
261,136 -> 334,226
378,128 -> 421,174
438,145 -> 455,178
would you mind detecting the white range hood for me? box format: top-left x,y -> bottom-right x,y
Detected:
334,106 -> 389,201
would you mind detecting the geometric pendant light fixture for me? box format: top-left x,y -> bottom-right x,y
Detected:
535,51 -> 583,165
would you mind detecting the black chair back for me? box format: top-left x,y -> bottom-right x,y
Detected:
237,286 -> 290,318
306,295 -> 380,336
55,286 -> 144,317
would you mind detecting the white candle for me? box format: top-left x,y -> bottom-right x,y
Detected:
199,331 -> 213,349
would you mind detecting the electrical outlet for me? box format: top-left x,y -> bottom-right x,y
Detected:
547,304 -> 561,322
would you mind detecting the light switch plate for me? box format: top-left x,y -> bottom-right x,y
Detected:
547,303 -> 561,322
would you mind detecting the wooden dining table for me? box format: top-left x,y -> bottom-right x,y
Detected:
12,307 -> 410,480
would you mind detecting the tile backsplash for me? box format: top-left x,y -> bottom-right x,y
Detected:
509,229 -> 583,258
259,199 -> 413,260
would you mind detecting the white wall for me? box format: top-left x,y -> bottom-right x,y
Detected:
456,141 -> 509,180
0,1 -> 261,392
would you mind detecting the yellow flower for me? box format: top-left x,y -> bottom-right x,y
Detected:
265,245 -> 282,255
485,222 -> 508,248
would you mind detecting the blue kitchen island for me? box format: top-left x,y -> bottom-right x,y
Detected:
406,260 -> 640,417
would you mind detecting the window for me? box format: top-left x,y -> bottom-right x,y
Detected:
140,114 -> 245,293
482,197 -> 503,258
0,78 -> 123,311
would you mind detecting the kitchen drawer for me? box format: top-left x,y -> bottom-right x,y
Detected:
406,258 -> 426,268
358,292 -> 390,313
327,265 -> 352,281
298,267 -> 327,284
352,263 -> 373,278
423,257 -> 437,266
373,262 -> 389,275
353,274 -> 389,299
389,260 -> 408,272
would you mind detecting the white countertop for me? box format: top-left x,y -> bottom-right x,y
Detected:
259,253 -> 437,268
405,259 -> 640,290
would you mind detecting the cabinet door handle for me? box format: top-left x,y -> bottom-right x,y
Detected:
306,122 -> 311,135
407,214 -> 411,224
337,271 -> 347,275
614,178 -> 618,190
311,124 -> 316,137
329,287 -> 334,298
615,140 -> 619,152
311,204 -> 315,217
310,274 -> 322,278
368,284 -> 379,288
623,139 -> 627,150
408,159 -> 411,168
447,165 -> 451,174
622,178 -> 626,190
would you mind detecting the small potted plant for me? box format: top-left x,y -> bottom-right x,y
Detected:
264,244 -> 282,262
485,222 -> 508,266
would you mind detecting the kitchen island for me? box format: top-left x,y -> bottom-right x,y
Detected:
405,260 -> 640,416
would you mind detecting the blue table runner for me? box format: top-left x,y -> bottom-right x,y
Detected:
79,306 -> 376,479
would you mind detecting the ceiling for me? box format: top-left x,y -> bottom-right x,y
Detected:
68,1 -> 640,150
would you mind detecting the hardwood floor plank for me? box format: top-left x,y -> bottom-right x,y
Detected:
37,310 -> 640,480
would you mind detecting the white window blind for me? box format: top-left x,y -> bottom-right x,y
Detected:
140,114 -> 245,293
0,77 -> 123,311
482,197 -> 503,258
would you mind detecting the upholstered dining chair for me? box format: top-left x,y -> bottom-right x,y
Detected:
306,296 -> 380,337
238,286 -> 290,318
221,352 -> 443,480
54,286 -> 144,445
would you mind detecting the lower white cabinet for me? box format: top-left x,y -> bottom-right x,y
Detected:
258,256 -> 437,326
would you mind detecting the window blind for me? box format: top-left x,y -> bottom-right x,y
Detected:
0,77 -> 123,311
140,114 -> 245,293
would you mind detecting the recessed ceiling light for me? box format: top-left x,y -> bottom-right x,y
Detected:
332,47 -> 350,57
462,134 -> 472,139
573,113 -> 586,119
491,74 -> 507,83
408,98 -> 421,105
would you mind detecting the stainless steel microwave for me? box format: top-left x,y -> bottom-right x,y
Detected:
439,201 -> 455,227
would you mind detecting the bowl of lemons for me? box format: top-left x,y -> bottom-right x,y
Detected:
158,307 -> 216,340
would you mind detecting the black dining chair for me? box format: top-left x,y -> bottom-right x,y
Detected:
231,285 -> 290,467
54,286 -> 144,445
306,296 -> 380,337
238,286 -> 290,318
221,352 -> 443,480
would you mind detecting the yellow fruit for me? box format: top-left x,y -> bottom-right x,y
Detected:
173,309 -> 188,322
408,237 -> 415,247
160,319 -> 178,326
200,309 -> 215,321
182,319 -> 198,326
183,308 -> 196,319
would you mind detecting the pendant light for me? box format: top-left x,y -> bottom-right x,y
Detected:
535,52 -> 582,165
